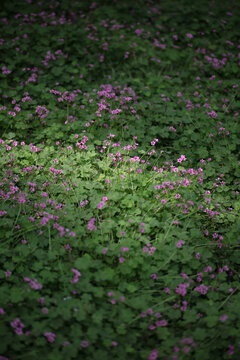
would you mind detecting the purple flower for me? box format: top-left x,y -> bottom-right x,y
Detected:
65,244 -> 72,252
164,287 -> 171,293
148,349 -> 158,360
81,340 -> 88,348
29,279 -> 42,290
37,297 -> 45,304
71,268 -> 81,284
194,284 -> 208,295
219,314 -> 228,322
149,324 -> 156,330
63,341 -> 70,346
175,283 -> 189,296
44,332 -> 56,343
120,247 -> 129,252
180,337 -> 193,344
156,319 -> 168,327
5,270 -> 11,278
10,318 -> 24,335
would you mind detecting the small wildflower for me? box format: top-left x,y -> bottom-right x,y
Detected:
81,340 -> 88,348
44,332 -> 56,343
176,240 -> 185,248
219,314 -> 228,322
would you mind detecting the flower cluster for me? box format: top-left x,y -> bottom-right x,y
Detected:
71,268 -> 81,284
10,318 -> 24,335
177,155 -> 187,163
175,283 -> 190,296
44,332 -> 56,343
24,277 -> 42,290
97,196 -> 108,209
88,217 -> 97,231
142,244 -> 156,255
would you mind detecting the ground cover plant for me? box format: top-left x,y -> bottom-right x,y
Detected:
0,0 -> 240,359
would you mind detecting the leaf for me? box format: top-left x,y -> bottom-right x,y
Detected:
205,316 -> 218,328
126,284 -> 138,293
10,287 -> 24,303
74,254 -> 92,270
193,327 -> 208,340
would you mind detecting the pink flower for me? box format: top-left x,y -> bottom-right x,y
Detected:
71,268 -> 81,284
119,257 -> 125,263
177,155 -> 186,163
176,240 -> 185,248
97,201 -> 106,209
88,218 -> 97,231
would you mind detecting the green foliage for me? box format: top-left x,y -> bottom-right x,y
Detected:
0,0 -> 240,359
